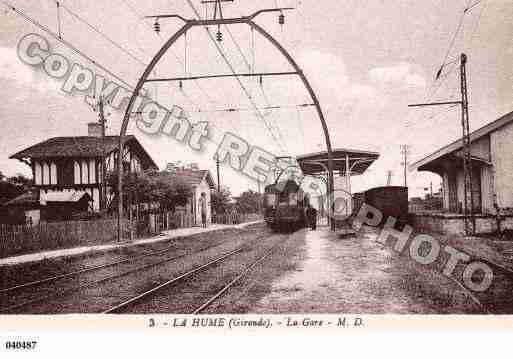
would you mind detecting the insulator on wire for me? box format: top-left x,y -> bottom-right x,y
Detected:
216,30 -> 223,42
278,13 -> 285,25
259,76 -> 263,86
179,80 -> 183,90
154,19 -> 160,34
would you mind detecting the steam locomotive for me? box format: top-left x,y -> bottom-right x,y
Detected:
264,179 -> 409,232
263,180 -> 308,232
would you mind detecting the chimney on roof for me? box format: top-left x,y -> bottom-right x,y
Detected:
88,122 -> 102,137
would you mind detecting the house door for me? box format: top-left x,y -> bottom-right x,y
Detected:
448,173 -> 458,212
471,166 -> 482,213
192,193 -> 197,225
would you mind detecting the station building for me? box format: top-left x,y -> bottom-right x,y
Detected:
411,110 -> 513,235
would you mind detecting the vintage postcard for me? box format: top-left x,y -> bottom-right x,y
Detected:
0,0 -> 512,355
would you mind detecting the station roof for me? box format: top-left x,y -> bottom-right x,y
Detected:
296,148 -> 380,176
410,110 -> 513,173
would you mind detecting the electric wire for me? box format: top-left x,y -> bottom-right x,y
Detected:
119,0 -> 215,106
58,0 -> 148,67
184,0 -> 287,153
2,0 -> 134,90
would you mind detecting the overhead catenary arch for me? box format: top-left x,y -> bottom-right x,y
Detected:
116,8 -> 336,240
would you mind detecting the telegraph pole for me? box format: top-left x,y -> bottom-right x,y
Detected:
460,54 -> 475,236
400,145 -> 410,188
409,53 -> 475,235
98,97 -> 107,212
216,155 -> 220,193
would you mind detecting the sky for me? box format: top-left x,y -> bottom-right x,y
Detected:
0,0 -> 512,197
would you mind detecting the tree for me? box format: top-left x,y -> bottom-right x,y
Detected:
211,186 -> 231,214
235,190 -> 263,214
107,170 -> 192,213
0,173 -> 33,205
154,172 -> 192,211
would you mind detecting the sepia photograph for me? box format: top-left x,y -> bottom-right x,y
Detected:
1,2 -> 513,349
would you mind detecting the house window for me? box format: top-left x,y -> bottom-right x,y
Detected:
58,160 -> 75,186
81,161 -> 89,184
42,162 -> 50,185
34,162 -> 42,185
50,162 -> 57,185
89,159 -> 96,183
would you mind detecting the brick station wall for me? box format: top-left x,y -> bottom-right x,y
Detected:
411,213 -> 513,236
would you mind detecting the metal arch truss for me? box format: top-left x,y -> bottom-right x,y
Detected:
117,8 -> 336,240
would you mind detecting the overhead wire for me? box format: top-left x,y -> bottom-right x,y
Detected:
409,0 -> 486,132
53,0 -> 204,119
58,0 -> 148,67
183,0 -> 287,153
225,9 -> 291,151
118,0 -> 215,106
2,0 -> 134,90
1,1 -> 227,152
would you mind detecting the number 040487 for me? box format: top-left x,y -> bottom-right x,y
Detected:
5,341 -> 37,350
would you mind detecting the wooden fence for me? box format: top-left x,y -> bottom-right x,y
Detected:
0,212 -> 262,259
0,219 -> 129,259
146,212 -> 262,234
212,213 -> 261,225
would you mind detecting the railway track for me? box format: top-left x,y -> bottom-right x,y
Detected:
104,232 -> 291,314
446,247 -> 513,314
0,227 -> 268,314
371,225 -> 513,314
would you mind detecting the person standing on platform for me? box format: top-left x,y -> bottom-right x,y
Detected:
199,192 -> 208,228
306,204 -> 317,230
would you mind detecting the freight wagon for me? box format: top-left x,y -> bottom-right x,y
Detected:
352,186 -> 409,226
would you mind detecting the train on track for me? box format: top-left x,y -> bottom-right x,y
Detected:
352,186 -> 409,226
264,180 -> 308,232
263,175 -> 409,231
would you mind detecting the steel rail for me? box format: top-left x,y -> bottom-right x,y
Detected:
192,243 -> 280,314
0,232 -> 266,313
444,271 -> 487,313
103,247 -> 245,314
0,243 -> 180,293
0,225 -> 261,294
373,232 -> 513,314
373,239 -> 488,313
451,246 -> 513,314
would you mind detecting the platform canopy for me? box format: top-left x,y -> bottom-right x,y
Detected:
296,148 -> 380,176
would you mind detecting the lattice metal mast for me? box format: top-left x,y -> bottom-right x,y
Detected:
409,53 -> 475,235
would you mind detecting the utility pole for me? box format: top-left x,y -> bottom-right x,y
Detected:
216,155 -> 220,193
460,53 -> 475,236
98,97 -> 107,212
400,145 -> 410,188
408,53 -> 474,235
